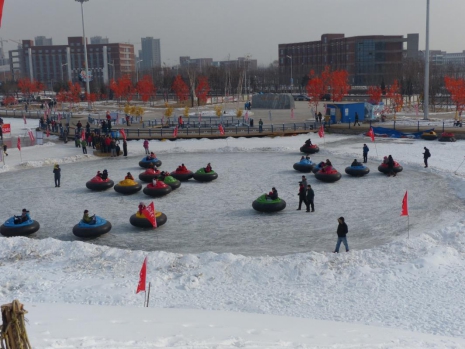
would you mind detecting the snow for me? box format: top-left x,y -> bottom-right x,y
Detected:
1,117 -> 465,347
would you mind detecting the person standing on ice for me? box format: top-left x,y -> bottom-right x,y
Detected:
53,164 -> 61,187
334,217 -> 349,253
123,139 -> 128,157
258,119 -> 263,133
297,182 -> 308,211
306,184 -> 314,212
353,112 -> 360,126
363,144 -> 369,163
423,147 -> 431,168
143,139 -> 150,154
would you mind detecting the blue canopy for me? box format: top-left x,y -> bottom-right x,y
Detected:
372,127 -> 435,139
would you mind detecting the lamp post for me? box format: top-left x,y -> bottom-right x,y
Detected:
108,61 -> 115,81
61,63 -> 68,82
286,55 -> 293,92
75,0 -> 91,109
136,59 -> 143,82
423,0 -> 430,120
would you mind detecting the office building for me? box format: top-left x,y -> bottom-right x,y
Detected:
140,37 -> 161,71
90,36 -> 109,45
35,36 -> 53,46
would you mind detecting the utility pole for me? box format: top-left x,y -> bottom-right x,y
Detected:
75,0 -> 91,109
424,0 -> 430,120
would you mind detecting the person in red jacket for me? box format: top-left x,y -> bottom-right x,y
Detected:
205,163 -> 212,173
138,202 -> 146,215
181,163 -> 187,171
104,136 -> 111,153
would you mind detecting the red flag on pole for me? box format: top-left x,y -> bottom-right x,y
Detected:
219,124 -> 225,135
0,0 -> 5,27
23,114 -> 27,125
81,130 -> 85,141
142,202 -> 157,228
120,128 -> 126,140
173,125 -> 178,137
136,257 -> 148,294
27,130 -> 35,142
367,127 -> 375,142
198,113 -> 202,123
46,128 -> 50,138
401,191 -> 409,216
318,125 -> 325,138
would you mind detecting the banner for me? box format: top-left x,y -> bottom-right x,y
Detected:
136,257 -> 148,294
401,191 -> 409,216
1,123 -> 11,135
142,202 -> 157,228
218,124 -> 225,135
0,0 -> 5,27
173,125 -> 178,138
120,129 -> 126,140
27,130 -> 35,142
17,137 -> 21,151
318,125 -> 325,138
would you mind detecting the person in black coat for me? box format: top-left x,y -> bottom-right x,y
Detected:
423,147 -> 431,168
53,164 -> 61,187
334,217 -> 349,253
101,169 -> 109,180
363,144 -> 369,163
387,155 -> 396,177
306,185 -> 314,212
297,182 -> 308,211
353,112 -> 360,126
123,139 -> 128,156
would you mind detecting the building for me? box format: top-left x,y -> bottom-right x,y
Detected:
179,56 -> 213,71
140,37 -> 161,71
428,50 -> 465,66
90,36 -> 109,45
9,37 -> 135,86
35,36 -> 53,46
213,57 -> 258,70
278,33 -> 419,86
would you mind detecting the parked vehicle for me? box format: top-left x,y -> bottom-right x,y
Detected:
293,94 -> 310,101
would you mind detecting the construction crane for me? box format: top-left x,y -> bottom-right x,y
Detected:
0,38 -> 7,65
8,39 -> 22,49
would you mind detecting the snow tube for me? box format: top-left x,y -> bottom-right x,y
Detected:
315,169 -> 342,183
252,194 -> 286,213
378,162 -> 403,174
72,216 -> 112,238
139,157 -> 162,168
114,179 -> 142,195
163,175 -> 181,189
311,163 -> 324,174
300,144 -> 319,154
170,169 -> 194,181
129,211 -> 168,228
345,165 -> 370,177
138,168 -> 161,183
0,217 -> 40,237
86,176 -> 114,191
143,181 -> 172,197
193,168 -> 218,182
293,159 -> 314,173
421,131 -> 437,140
439,132 -> 456,142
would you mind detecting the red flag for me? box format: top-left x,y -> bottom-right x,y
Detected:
136,257 -> 148,294
401,191 -> 409,216
17,137 -> 21,151
142,202 -> 157,228
173,125 -> 178,138
367,127 -> 375,142
318,125 -> 325,138
23,114 -> 27,125
120,128 -> 126,140
46,128 -> 50,138
0,0 -> 5,27
219,124 -> 225,135
27,130 -> 35,142
81,130 -> 85,141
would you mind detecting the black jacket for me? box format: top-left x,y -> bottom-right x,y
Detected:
423,149 -> 431,159
306,188 -> 314,201
337,223 -> 348,237
53,168 -> 61,178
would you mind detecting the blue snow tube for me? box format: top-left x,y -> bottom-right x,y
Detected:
345,165 -> 370,177
72,216 -> 112,238
139,157 -> 162,168
0,217 -> 40,237
293,159 -> 314,173
311,163 -> 324,174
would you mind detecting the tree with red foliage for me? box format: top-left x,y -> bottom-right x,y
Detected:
2,96 -> 17,107
110,76 -> 135,104
444,76 -> 465,114
17,78 -> 44,100
306,70 -> 325,113
386,80 -> 403,116
368,86 -> 383,105
195,76 -> 210,105
171,75 -> 189,103
136,75 -> 157,104
331,70 -> 350,102
68,82 -> 82,107
85,92 -> 98,108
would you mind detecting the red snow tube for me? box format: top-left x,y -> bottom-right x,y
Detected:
170,168 -> 194,181
314,169 -> 341,183
139,168 -> 161,182
86,176 -> 114,191
378,162 -> 403,174
143,181 -> 172,197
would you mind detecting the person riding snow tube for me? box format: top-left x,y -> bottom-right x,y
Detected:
300,143 -> 319,154
138,168 -> 161,182
163,175 -> 181,189
129,211 -> 168,228
72,215 -> 112,238
139,156 -> 162,168
311,162 -> 325,174
252,194 -> 286,212
114,178 -> 142,195
0,213 -> 40,237
143,180 -> 172,197
438,132 -> 456,142
193,167 -> 218,182
378,161 -> 403,174
293,158 -> 314,173
421,131 -> 437,140
314,168 -> 342,182
170,166 -> 194,181
345,160 -> 370,177
86,175 -> 114,191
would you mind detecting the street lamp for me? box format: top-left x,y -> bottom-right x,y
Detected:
136,59 -> 143,82
61,63 -> 68,82
423,0 -> 430,120
75,0 -> 91,109
108,62 -> 115,81
286,55 -> 293,92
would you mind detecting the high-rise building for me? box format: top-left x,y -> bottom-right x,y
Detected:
140,37 -> 161,71
91,36 -> 109,45
278,33 -> 419,85
34,36 -> 53,46
9,37 -> 135,85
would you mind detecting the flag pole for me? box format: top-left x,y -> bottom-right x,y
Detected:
374,140 -> 379,159
454,157 -> 465,175
146,282 -> 151,307
407,215 -> 410,240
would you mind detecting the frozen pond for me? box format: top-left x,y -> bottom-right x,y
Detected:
0,148 -> 463,256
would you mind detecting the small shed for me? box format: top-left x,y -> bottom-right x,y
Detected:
325,102 -> 366,124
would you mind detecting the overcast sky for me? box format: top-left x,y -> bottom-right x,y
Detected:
1,0 -> 463,66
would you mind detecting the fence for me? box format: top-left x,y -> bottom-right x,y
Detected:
330,119 -> 462,133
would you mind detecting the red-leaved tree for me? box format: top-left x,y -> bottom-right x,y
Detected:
171,75 -> 189,103
110,75 -> 135,104
386,80 -> 403,115
306,70 -> 325,113
331,70 -> 350,102
368,86 -> 383,105
136,75 -> 157,104
18,78 -> 43,100
444,76 -> 465,114
195,76 -> 210,105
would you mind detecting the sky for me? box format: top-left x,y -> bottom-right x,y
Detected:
1,0 -> 464,67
